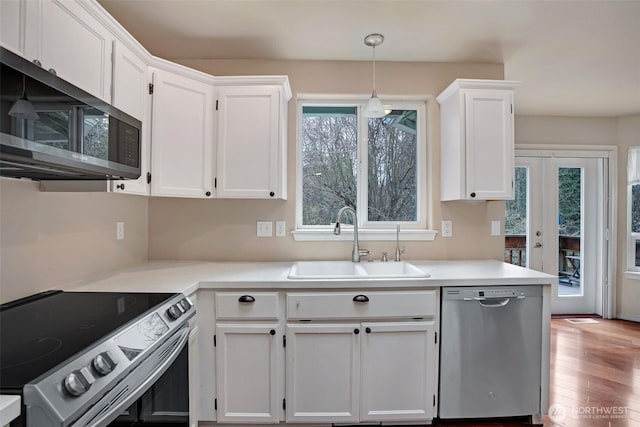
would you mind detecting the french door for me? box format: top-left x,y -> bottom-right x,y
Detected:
506,155 -> 606,314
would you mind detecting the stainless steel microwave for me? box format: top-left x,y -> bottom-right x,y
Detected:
0,47 -> 141,180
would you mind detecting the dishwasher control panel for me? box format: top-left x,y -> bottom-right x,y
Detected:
445,288 -> 527,300
471,289 -> 523,298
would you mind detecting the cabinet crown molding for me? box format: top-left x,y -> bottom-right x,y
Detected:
436,79 -> 520,104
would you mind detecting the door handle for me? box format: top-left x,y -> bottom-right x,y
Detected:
534,242 -> 542,248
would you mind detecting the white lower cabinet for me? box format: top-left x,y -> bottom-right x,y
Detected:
285,324 -> 360,423
210,289 -> 438,425
360,321 -> 436,421
213,292 -> 284,423
215,324 -> 282,423
286,321 -> 436,423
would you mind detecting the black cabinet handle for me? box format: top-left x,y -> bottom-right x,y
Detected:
470,192 -> 476,198
205,191 -> 211,197
270,329 -> 276,336
116,184 -> 125,190
365,327 -> 371,334
238,295 -> 255,303
354,328 -> 360,335
353,295 -> 369,303
269,191 -> 275,197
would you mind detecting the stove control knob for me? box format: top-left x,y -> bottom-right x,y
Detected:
64,367 -> 95,397
167,304 -> 182,320
179,298 -> 193,312
93,351 -> 118,376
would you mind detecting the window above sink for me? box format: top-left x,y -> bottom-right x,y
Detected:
292,97 -> 436,242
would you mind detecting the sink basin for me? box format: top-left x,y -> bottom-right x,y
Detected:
288,261 -> 429,280
359,261 -> 429,278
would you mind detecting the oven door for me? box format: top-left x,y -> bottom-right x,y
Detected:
109,342 -> 189,427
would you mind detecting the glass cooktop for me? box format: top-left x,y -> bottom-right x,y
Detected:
0,291 -> 176,392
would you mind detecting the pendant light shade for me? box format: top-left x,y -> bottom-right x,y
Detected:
363,33 -> 387,118
9,75 -> 39,121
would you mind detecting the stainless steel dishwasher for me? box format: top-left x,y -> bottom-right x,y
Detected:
439,286 -> 542,420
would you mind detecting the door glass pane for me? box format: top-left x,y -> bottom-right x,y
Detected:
558,167 -> 582,296
505,166 -> 527,266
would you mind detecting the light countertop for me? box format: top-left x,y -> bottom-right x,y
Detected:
0,395 -> 20,426
64,259 -> 557,295
3,260 -> 555,424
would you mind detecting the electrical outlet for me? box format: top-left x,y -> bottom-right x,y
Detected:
276,221 -> 286,237
441,220 -> 452,237
256,221 -> 273,237
116,222 -> 125,240
491,220 -> 501,236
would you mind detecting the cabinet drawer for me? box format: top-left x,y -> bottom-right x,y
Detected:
216,292 -> 279,320
287,290 -> 437,320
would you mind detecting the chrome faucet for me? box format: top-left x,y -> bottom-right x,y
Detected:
334,206 -> 369,262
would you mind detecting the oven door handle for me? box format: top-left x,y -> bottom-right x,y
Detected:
77,326 -> 190,427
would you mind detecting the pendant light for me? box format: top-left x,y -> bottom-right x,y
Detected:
363,33 -> 387,118
9,75 -> 40,121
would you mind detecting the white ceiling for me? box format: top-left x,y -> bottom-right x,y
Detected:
98,0 -> 640,117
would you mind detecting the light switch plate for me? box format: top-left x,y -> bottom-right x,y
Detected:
441,220 -> 452,237
275,221 -> 286,237
257,221 -> 273,237
491,220 -> 501,236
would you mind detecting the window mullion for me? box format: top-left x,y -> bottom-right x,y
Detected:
357,107 -> 368,227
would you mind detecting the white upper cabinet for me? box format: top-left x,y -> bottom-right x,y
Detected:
0,0 -> 25,56
24,0 -> 113,101
215,78 -> 291,199
111,39 -> 146,121
111,65 -> 152,196
150,68 -> 215,198
437,79 -> 519,201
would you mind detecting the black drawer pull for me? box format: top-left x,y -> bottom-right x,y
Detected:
365,327 -> 371,334
353,295 -> 369,303
354,328 -> 360,335
270,329 -> 276,336
238,295 -> 255,303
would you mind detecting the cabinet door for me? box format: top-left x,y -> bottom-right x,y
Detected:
111,47 -> 150,196
286,324 -> 360,423
26,0 -> 113,101
111,39 -> 146,120
360,321 -> 437,422
216,85 -> 282,199
216,323 -> 281,423
0,0 -> 25,56
150,68 -> 215,198
464,89 -> 514,200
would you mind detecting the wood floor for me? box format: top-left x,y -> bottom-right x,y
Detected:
432,318 -> 640,427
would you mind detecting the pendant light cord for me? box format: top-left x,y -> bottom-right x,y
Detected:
372,45 -> 377,95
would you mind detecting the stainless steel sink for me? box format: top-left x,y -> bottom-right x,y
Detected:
288,261 -> 429,280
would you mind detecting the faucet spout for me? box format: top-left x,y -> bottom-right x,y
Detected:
334,206 -> 368,262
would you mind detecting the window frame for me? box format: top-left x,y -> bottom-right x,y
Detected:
627,146 -> 640,276
628,183 -> 640,273
293,96 -> 436,241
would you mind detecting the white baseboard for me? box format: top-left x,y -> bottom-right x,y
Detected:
617,313 -> 640,322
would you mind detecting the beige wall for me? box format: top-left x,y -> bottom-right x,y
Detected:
515,114 -> 640,321
148,59 -> 507,262
0,179 -> 148,303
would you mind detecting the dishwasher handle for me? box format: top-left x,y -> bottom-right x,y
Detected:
464,295 -> 524,307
